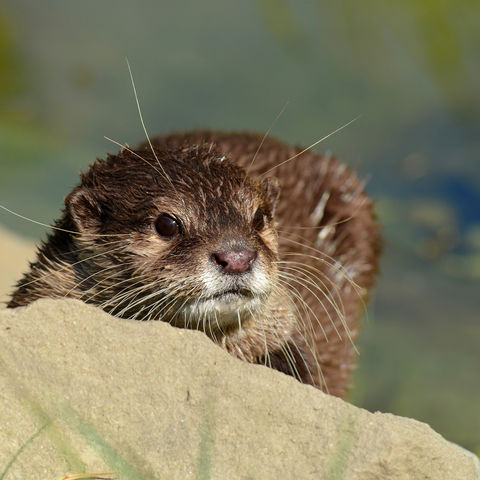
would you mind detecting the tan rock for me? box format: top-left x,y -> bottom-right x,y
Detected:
0,299 -> 478,480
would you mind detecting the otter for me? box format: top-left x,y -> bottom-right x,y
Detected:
7,131 -> 381,398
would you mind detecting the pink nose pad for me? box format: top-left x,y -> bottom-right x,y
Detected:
212,249 -> 257,274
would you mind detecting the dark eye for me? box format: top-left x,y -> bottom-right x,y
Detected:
154,214 -> 180,238
252,208 -> 266,232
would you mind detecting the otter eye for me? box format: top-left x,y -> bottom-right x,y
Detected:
252,208 -> 266,232
154,214 -> 179,238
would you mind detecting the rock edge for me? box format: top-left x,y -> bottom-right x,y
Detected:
0,299 -> 479,480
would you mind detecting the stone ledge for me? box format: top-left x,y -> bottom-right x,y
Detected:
1,299 -> 479,480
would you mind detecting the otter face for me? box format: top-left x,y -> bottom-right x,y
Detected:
65,144 -> 280,334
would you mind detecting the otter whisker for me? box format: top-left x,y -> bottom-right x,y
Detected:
278,268 -> 355,350
276,274 -> 330,342
280,249 -> 369,324
62,249 -> 130,298
141,291 -> 172,322
275,193 -> 368,231
272,283 -> 329,389
65,263 -> 126,300
0,204 -> 128,239
136,285 -> 173,320
209,311 -> 220,344
278,268 -> 351,352
89,273 -> 149,308
98,276 -> 163,314
279,260 -> 349,321
271,280 -> 322,354
252,289 -> 320,388
12,241 -> 128,296
281,265 -> 355,351
152,284 -> 198,323
261,115 -> 361,176
116,285 -> 171,319
273,288 -> 329,388
103,136 -> 167,179
266,325 -> 304,382
139,281 -> 200,323
164,286 -> 202,322
273,282 -> 321,368
279,260 -> 348,321
279,236 -> 365,294
247,305 -> 271,368
281,255 -> 361,311
244,101 -> 289,178
125,58 -> 174,189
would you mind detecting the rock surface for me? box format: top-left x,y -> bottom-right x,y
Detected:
0,298 -> 479,480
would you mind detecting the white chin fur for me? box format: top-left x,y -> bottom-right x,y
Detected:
172,265 -> 271,332
199,266 -> 271,298
180,295 -> 263,332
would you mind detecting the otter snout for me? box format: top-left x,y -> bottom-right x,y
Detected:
212,248 -> 257,274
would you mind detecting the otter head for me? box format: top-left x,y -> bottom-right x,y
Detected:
64,143 -> 280,335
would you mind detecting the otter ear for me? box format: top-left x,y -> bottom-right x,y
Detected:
65,187 -> 103,233
260,177 -> 280,213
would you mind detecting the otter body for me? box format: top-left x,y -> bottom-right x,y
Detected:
8,131 -> 381,398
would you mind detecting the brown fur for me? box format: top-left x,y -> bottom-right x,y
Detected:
8,131 -> 381,398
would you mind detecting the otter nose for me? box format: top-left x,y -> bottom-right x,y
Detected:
212,249 -> 257,274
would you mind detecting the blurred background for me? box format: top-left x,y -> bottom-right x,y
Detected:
0,0 -> 478,453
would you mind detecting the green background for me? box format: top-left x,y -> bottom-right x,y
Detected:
0,0 -> 478,453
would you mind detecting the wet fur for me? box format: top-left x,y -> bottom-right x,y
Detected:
8,131 -> 381,398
